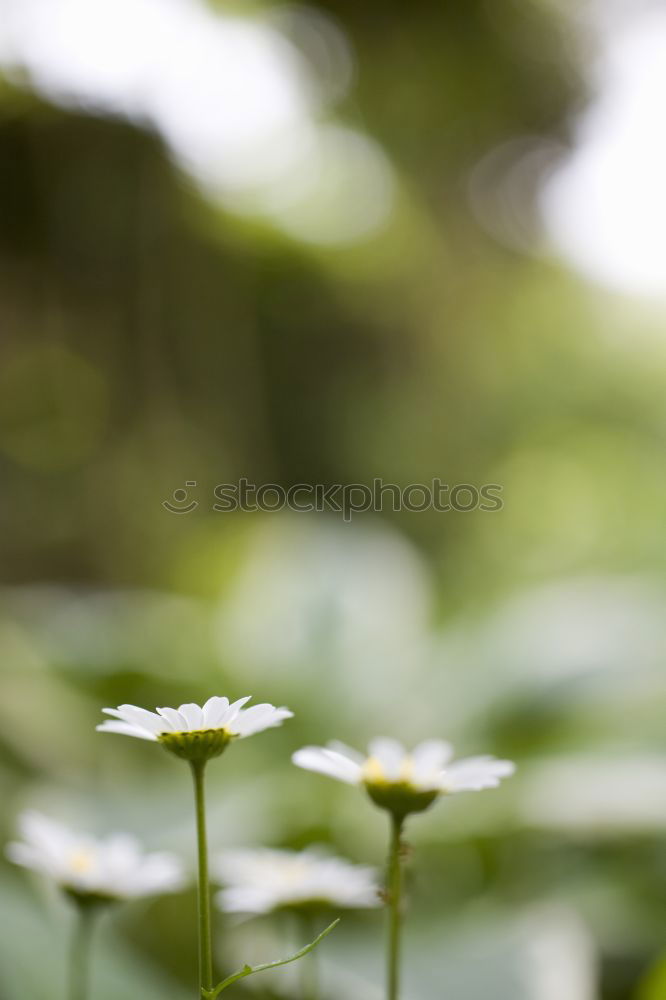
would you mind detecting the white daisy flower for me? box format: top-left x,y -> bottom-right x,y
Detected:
293,738 -> 515,818
97,697 -> 294,762
215,848 -> 380,915
6,811 -> 185,903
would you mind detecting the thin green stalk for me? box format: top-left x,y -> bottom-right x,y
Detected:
297,911 -> 319,1000
68,904 -> 96,1000
386,814 -> 404,1000
203,920 -> 339,1000
191,760 -> 214,996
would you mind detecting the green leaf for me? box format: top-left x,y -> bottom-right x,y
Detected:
202,918 -> 340,999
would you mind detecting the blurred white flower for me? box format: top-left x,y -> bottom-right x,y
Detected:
6,811 -> 184,901
97,697 -> 293,761
293,739 -> 515,818
215,847 -> 380,915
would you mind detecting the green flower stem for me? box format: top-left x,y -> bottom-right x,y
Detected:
297,912 -> 320,1000
190,760 -> 214,996
203,919 -> 339,1000
68,903 -> 97,1000
386,814 -> 405,1000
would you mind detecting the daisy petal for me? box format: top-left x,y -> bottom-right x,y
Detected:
221,696 -> 253,727
114,705 -> 165,735
445,756 -> 515,792
5,842 -> 49,873
368,738 -> 406,780
232,704 -> 293,737
178,703 -> 205,730
292,746 -> 362,785
327,740 -> 366,765
217,886 -> 274,914
202,696 -> 230,729
20,811 -> 72,853
128,852 -> 185,896
96,720 -> 158,741
156,706 -> 187,731
411,739 -> 454,781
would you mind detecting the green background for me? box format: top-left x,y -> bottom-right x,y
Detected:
1,2 -> 666,998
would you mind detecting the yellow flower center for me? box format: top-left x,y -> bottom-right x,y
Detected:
361,754 -> 440,820
361,756 -> 386,783
69,849 -> 95,874
362,755 -> 416,786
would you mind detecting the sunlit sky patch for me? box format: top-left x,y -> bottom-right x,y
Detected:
0,0 -> 394,245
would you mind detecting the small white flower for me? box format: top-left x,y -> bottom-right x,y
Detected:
214,848 -> 380,915
97,697 -> 293,762
293,738 -> 515,817
6,811 -> 185,901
